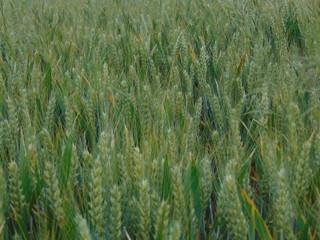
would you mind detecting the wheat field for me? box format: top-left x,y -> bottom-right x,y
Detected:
0,0 -> 319,239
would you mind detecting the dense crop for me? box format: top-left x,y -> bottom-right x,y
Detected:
0,0 -> 319,239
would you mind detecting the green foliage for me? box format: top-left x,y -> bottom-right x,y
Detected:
0,0 -> 319,239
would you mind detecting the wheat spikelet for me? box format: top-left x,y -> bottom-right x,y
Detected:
110,185 -> 122,240
194,97 -> 202,133
199,46 -> 208,84
200,156 -> 212,209
169,221 -> 181,240
43,162 -> 65,227
293,139 -> 312,198
20,89 -> 31,130
64,96 -> 75,136
172,166 -> 185,225
133,147 -> 144,189
8,161 -> 25,221
154,201 -> 170,240
7,97 -> 19,158
218,171 -> 248,239
75,214 -> 92,240
138,180 -> 151,240
262,139 -> 279,193
167,129 -> 177,163
0,121 -> 7,157
98,131 -> 113,191
44,93 -> 56,131
274,168 -> 294,240
89,157 -> 105,238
